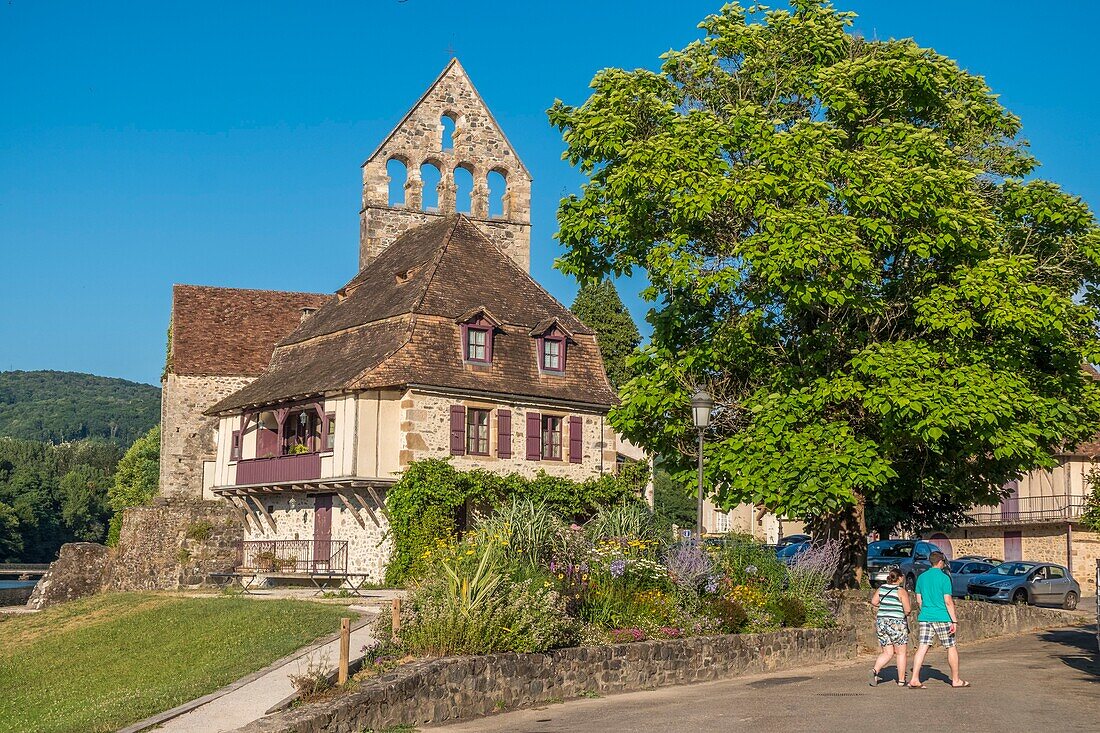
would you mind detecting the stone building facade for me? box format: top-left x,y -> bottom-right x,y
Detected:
154,61 -> 625,582
359,58 -> 531,272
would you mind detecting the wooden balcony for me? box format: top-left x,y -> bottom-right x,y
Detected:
235,452 -> 321,485
963,495 -> 1087,526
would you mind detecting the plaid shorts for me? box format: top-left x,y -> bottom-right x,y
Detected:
875,617 -> 909,647
918,621 -> 956,648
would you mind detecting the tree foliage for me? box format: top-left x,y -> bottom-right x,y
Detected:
0,437 -> 122,561
571,279 -> 642,389
0,371 -> 160,446
107,425 -> 160,544
549,1 -> 1100,580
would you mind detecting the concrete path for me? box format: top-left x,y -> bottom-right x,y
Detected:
439,626 -> 1100,733
149,614 -> 380,733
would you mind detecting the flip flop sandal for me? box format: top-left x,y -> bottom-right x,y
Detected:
869,669 -> 881,687
907,683 -> 927,689
951,681 -> 971,688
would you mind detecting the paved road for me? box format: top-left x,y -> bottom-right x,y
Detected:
439,627 -> 1099,733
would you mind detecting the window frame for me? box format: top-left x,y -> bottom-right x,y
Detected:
324,412 -> 336,452
465,407 -> 491,456
464,325 -> 491,363
540,414 -> 563,461
539,336 -> 565,372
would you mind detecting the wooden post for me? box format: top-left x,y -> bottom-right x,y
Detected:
338,617 -> 351,685
391,597 -> 401,641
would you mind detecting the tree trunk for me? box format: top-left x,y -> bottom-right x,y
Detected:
807,495 -> 867,589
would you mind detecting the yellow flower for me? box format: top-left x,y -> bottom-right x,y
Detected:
466,549 -> 475,555
557,573 -> 565,579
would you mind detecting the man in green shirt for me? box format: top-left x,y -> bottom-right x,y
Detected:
909,551 -> 969,688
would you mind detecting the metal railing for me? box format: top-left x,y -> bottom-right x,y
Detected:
963,494 -> 1087,525
238,539 -> 348,575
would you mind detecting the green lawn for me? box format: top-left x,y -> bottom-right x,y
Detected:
0,592 -> 354,733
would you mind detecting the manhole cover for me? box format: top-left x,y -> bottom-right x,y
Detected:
817,692 -> 865,697
747,676 -> 813,688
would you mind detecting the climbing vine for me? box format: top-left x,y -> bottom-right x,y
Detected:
384,458 -> 649,584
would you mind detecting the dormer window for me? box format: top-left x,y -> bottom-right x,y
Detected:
457,307 -> 502,365
531,318 -> 572,374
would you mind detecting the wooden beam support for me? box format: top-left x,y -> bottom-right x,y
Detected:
364,485 -> 390,521
350,490 -> 381,528
335,491 -> 367,529
230,496 -> 263,533
247,495 -> 278,533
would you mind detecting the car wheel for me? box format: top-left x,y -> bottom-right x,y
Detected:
1012,589 -> 1029,605
905,574 -> 915,592
1063,591 -> 1078,611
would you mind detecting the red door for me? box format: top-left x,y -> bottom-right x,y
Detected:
930,533 -> 953,559
1003,530 -> 1023,562
313,494 -> 332,571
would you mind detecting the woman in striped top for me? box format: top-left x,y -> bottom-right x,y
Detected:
870,568 -> 912,686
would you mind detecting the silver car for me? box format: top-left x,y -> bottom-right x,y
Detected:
966,561 -> 1081,610
947,559 -> 998,597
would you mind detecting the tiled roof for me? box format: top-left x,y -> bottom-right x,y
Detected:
170,285 -> 331,377
208,216 -> 616,412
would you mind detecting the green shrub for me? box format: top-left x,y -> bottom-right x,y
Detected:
185,520 -> 214,542
474,498 -> 564,567
584,502 -> 661,544
706,596 -> 748,633
771,594 -> 808,628
711,536 -> 788,592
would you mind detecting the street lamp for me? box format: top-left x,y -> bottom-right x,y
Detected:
690,389 -> 714,538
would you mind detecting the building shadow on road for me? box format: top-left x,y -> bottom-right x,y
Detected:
1037,626 -> 1099,678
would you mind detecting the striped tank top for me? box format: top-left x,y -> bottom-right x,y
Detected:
876,584 -> 906,620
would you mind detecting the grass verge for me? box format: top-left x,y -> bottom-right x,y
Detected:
0,592 -> 353,733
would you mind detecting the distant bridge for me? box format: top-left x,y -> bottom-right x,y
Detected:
0,564 -> 49,578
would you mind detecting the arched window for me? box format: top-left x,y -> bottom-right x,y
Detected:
420,162 -> 442,212
386,158 -> 407,207
487,169 -> 507,218
453,165 -> 474,214
440,114 -> 457,151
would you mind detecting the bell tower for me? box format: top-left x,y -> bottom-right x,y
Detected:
359,59 -> 532,272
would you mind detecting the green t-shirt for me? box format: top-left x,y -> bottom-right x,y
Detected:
915,567 -> 953,623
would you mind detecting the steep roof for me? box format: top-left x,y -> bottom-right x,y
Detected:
169,285 -> 331,377
209,216 -> 616,412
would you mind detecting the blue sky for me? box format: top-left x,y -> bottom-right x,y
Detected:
2,1 -> 1099,386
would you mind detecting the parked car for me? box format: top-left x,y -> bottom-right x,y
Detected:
947,559 -> 998,597
898,540 -> 947,590
966,561 -> 1081,610
866,539 -> 917,586
777,534 -> 811,549
955,554 -> 1002,564
777,541 -> 811,566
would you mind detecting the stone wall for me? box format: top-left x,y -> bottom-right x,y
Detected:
161,373 -> 254,499
834,591 -> 1081,651
109,498 -> 243,590
934,524 -> 1100,595
360,59 -> 532,272
27,543 -> 113,609
402,391 -> 618,481
233,626 -> 857,733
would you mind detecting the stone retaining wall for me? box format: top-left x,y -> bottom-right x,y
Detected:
834,590 -> 1081,650
27,542 -> 113,610
234,626 -> 857,733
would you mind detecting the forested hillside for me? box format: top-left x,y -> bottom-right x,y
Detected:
0,371 -> 160,446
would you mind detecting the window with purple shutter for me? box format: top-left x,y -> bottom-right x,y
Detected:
568,416 -> 583,464
525,412 -> 541,460
450,405 -> 466,455
230,430 -> 241,461
497,409 -> 512,458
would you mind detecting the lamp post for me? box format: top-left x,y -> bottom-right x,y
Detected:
691,389 -> 714,538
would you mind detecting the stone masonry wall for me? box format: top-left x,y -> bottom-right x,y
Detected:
27,543 -> 113,609
234,626 -> 858,733
401,391 -> 617,481
109,498 -> 243,590
161,373 -> 254,498
360,59 -> 532,271
935,524 -> 1100,595
835,590 -> 1081,651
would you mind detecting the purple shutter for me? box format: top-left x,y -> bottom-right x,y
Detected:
526,412 -> 541,460
497,409 -> 512,458
450,405 -> 466,455
568,416 -> 583,464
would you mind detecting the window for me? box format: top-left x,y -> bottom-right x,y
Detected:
230,430 -> 241,461
541,415 -> 562,460
454,165 -> 473,214
440,113 -> 457,150
1048,566 -> 1065,579
324,412 -> 336,452
465,327 -> 488,362
386,158 -> 407,207
420,162 -> 441,211
541,338 -> 563,371
466,408 -> 490,455
487,169 -> 507,218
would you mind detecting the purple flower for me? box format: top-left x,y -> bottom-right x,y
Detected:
704,575 -> 719,594
609,558 -> 627,578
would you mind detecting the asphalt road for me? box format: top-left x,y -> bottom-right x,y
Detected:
437,626 -> 1100,733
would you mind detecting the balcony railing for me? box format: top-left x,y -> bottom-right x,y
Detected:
963,494 -> 1088,525
235,452 -> 321,485
239,539 -> 348,575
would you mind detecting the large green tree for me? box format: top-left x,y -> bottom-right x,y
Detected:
571,279 -> 642,389
549,1 -> 1100,581
107,425 -> 160,543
